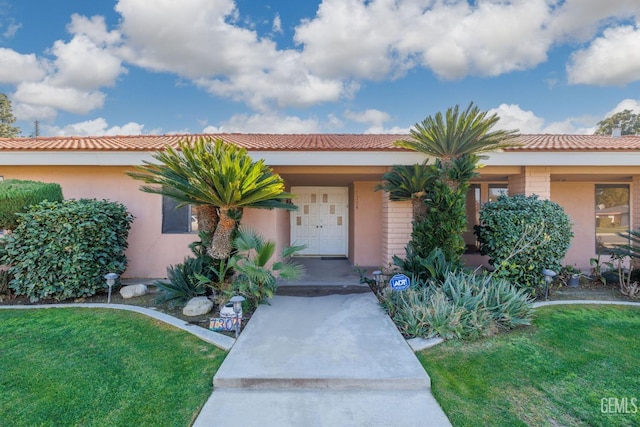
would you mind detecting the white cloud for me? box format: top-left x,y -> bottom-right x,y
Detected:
3,22 -> 21,38
13,82 -> 106,117
344,109 -> 390,126
567,24 -> 640,85
46,117 -> 145,136
606,99 -> 640,116
203,113 -> 320,133
363,125 -> 410,134
114,0 -> 346,110
6,13 -> 125,121
489,104 -> 546,134
488,103 -> 597,135
272,14 -> 283,34
0,48 -> 47,84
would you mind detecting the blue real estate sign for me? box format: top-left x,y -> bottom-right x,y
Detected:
389,273 -> 410,291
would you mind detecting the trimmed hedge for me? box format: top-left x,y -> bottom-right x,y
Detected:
474,194 -> 573,296
0,179 -> 63,230
2,199 -> 134,301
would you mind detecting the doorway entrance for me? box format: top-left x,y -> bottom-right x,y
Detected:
290,186 -> 348,256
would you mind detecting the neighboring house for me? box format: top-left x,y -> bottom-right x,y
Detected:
1,133 -> 639,278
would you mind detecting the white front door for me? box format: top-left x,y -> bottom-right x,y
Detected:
291,187 -> 348,256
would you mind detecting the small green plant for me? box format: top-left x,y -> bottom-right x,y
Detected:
155,258 -> 209,304
155,231 -> 221,304
589,254 -> 613,285
229,228 -> 305,308
197,227 -> 306,309
393,246 -> 459,284
3,199 -> 134,301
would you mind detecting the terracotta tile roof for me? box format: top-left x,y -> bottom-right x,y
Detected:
0,133 -> 639,152
0,134 -> 408,152
510,134 -> 640,151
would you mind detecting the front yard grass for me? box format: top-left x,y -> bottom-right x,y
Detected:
0,308 -> 226,427
419,305 -> 640,427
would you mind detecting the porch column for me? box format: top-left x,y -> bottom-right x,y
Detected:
508,166 -> 551,199
633,176 -> 640,230
381,192 -> 412,265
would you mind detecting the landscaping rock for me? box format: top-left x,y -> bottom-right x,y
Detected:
183,296 -> 214,316
120,284 -> 148,299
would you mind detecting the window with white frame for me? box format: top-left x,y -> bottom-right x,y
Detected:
595,184 -> 629,254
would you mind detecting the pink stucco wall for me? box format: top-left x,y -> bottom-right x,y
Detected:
552,182 -> 597,270
352,181 -> 383,267
0,166 -> 194,277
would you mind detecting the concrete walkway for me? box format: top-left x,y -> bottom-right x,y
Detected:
194,293 -> 451,427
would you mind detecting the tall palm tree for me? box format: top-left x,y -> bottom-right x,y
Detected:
375,160 -> 435,222
394,103 -> 519,264
127,137 -> 296,259
395,102 -> 520,177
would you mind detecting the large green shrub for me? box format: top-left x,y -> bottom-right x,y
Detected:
474,194 -> 573,296
0,179 -> 63,230
2,199 -> 134,301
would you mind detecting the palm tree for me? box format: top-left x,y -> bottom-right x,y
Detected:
394,103 -> 519,264
375,160 -> 435,222
395,102 -> 520,165
127,137 -> 296,259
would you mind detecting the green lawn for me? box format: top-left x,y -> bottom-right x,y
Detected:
0,308 -> 226,427
419,305 -> 640,427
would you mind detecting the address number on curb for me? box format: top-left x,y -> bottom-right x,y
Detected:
389,273 -> 410,291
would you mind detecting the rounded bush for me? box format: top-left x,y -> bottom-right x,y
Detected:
474,194 -> 573,296
2,199 -> 134,301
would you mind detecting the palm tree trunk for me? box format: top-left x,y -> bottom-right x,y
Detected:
209,207 -> 236,259
194,205 -> 218,234
412,197 -> 428,223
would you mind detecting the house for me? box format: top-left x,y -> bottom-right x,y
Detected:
2,133 -> 640,278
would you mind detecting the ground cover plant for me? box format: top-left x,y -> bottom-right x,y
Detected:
0,308 -> 225,427
419,305 -> 640,427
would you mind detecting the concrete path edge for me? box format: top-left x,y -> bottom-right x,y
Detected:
0,303 -> 235,351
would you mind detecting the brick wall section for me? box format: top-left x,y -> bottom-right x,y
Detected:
381,192 -> 413,265
633,176 -> 640,231
508,166 -> 551,199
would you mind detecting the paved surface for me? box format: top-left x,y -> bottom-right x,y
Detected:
194,293 -> 451,427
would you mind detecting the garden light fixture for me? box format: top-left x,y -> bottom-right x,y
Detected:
230,295 -> 245,339
542,269 -> 556,300
104,273 -> 119,304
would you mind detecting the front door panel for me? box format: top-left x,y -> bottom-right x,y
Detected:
291,187 -> 348,256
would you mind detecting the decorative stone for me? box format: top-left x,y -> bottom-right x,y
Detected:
119,284 -> 148,299
183,296 -> 214,316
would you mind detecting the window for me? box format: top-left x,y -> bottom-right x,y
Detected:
595,184 -> 629,254
488,184 -> 508,202
162,196 -> 199,233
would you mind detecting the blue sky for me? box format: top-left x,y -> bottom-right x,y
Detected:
0,0 -> 639,137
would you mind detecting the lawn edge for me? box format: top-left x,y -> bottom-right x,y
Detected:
0,303 -> 236,351
408,300 -> 640,351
